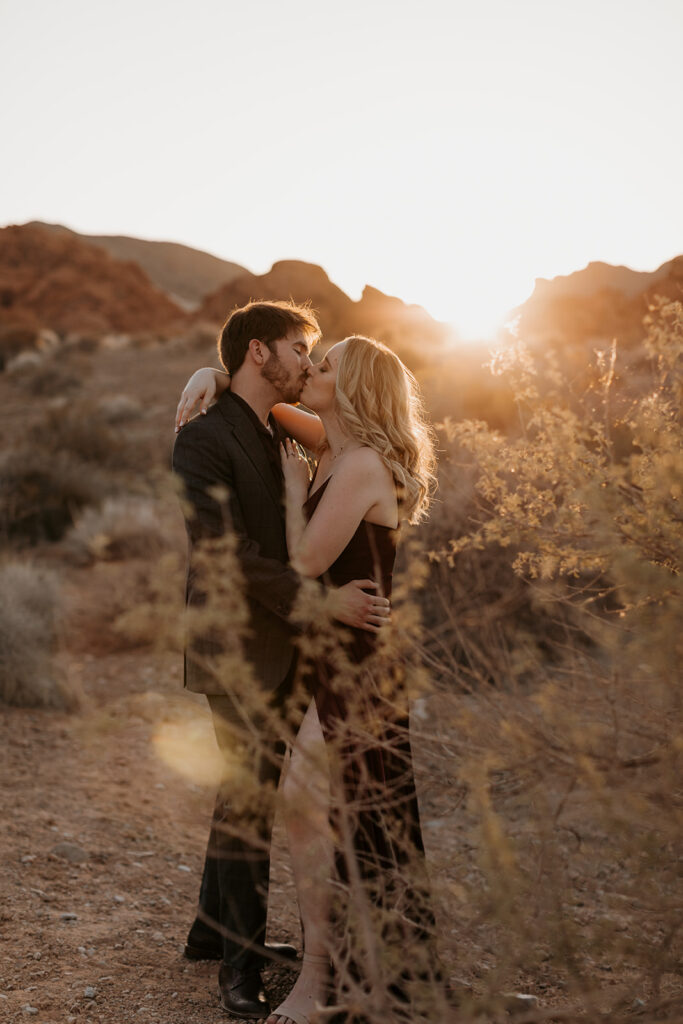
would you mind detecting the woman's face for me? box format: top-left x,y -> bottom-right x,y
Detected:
300,340 -> 346,413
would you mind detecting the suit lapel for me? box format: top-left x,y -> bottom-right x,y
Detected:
216,394 -> 284,515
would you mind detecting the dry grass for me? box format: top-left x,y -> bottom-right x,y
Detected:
0,560 -> 80,709
0,448 -> 110,544
63,496 -> 174,566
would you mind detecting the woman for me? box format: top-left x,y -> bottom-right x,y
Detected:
177,336 -> 441,1024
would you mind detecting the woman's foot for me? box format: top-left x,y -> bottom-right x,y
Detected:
266,952 -> 330,1024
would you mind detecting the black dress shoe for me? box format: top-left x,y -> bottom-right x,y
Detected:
218,962 -> 271,1019
185,939 -> 298,963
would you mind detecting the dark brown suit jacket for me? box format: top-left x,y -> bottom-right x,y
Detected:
172,391 -> 302,695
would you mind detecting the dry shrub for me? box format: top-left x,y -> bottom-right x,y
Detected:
64,496 -> 174,565
62,545 -> 185,657
0,448 -> 109,544
29,400 -> 140,470
0,323 -> 39,370
172,321 -> 219,351
417,299 -> 683,1020
97,393 -> 143,424
0,399 -> 152,547
8,352 -> 83,395
0,560 -> 79,709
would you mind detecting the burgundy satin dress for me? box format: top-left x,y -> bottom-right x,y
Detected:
302,478 -> 434,958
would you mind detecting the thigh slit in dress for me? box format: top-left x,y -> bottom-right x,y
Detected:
302,478 -> 436,982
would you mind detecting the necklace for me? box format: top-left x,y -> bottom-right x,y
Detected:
330,438 -> 353,460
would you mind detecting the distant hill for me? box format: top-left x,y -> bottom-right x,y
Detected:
0,223 -> 186,335
198,260 -> 449,362
515,255 -> 683,348
27,222 -> 246,308
198,259 -> 357,338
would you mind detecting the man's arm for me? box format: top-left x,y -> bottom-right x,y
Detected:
173,421 -> 303,622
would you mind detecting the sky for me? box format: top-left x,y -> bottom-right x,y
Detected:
1,0 -> 682,339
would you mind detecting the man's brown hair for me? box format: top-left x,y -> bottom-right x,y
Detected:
217,300 -> 321,374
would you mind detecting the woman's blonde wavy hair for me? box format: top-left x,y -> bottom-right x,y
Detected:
333,336 -> 437,524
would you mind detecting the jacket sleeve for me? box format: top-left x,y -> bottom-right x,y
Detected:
172,420 -> 305,624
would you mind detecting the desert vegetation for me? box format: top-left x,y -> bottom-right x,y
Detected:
0,235 -> 680,1021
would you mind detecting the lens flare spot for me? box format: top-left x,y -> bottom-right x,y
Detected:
152,718 -> 225,787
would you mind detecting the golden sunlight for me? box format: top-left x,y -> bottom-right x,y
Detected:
152,717 -> 225,787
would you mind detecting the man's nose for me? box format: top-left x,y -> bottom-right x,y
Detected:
303,353 -> 313,369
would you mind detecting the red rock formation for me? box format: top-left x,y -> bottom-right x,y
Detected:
515,256 -> 683,350
197,260 -> 449,365
28,222 -> 246,308
198,259 -> 357,340
0,224 -> 186,335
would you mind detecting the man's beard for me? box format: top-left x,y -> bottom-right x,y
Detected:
261,353 -> 306,403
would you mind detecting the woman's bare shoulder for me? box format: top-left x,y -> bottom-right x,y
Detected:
339,446 -> 393,486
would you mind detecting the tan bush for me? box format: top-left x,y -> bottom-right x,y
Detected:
64,496 -> 172,565
0,561 -> 79,709
97,393 -> 143,424
9,352 -> 82,395
0,448 -> 109,544
416,299 -> 683,1018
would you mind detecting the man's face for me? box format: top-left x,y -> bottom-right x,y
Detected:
261,331 -> 314,403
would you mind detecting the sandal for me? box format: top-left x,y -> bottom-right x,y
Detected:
267,952 -> 331,1024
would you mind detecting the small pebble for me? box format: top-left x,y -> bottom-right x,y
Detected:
84,986 -> 96,999
78,946 -> 86,955
33,952 -> 41,961
113,895 -> 125,904
87,947 -> 96,956
21,855 -> 36,864
60,912 -> 78,921
177,864 -> 191,872
22,1007 -> 38,1016
52,842 -> 88,864
152,931 -> 165,943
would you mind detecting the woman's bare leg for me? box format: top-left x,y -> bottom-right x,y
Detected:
267,698 -> 332,1024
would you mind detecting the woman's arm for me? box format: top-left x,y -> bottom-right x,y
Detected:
175,368 -> 230,431
272,404 -> 326,452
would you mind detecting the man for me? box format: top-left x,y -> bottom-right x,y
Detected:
172,300 -> 388,1019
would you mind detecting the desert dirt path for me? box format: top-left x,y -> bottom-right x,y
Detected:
2,644 -> 475,1024
0,648 -> 308,1024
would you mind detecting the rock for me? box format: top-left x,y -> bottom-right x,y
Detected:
21,855 -> 36,864
33,952 -> 41,960
22,1007 -> 38,1016
502,993 -> 539,1014
151,931 -> 164,943
52,842 -> 88,864
60,912 -> 78,921
113,895 -> 125,904
84,986 -> 96,999
177,864 -> 191,872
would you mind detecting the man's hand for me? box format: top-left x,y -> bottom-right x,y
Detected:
327,579 -> 391,634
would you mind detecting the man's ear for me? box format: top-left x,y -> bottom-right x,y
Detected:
247,338 -> 268,365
